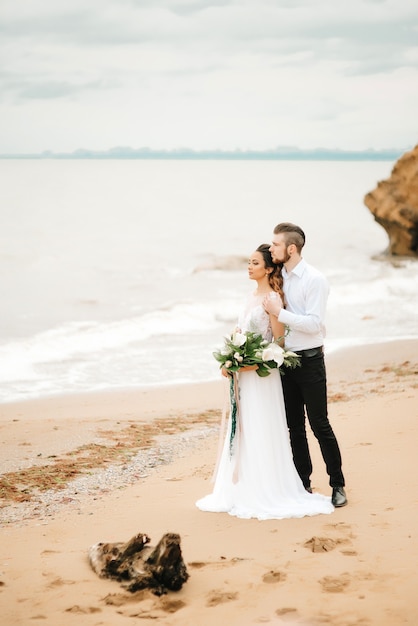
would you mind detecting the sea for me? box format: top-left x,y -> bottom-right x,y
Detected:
0,158 -> 417,404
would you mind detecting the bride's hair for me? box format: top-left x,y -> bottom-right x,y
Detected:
256,244 -> 284,301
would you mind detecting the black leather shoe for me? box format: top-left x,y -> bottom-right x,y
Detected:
332,486 -> 347,507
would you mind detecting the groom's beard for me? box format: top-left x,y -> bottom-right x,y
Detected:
273,251 -> 291,264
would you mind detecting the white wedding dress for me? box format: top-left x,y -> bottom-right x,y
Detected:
196,293 -> 334,520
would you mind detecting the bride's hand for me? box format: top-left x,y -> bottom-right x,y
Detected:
263,294 -> 282,316
238,365 -> 259,372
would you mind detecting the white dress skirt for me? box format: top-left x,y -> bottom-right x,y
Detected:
196,293 -> 334,520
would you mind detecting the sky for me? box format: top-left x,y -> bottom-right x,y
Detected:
1,0 -> 418,154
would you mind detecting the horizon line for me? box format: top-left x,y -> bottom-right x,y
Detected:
0,145 -> 410,161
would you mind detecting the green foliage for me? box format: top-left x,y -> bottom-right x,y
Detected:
213,330 -> 300,378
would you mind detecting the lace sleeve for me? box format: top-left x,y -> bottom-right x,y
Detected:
238,294 -> 274,342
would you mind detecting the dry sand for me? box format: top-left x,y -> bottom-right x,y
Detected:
0,339 -> 417,625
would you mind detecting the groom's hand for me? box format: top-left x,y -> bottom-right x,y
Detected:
263,295 -> 283,317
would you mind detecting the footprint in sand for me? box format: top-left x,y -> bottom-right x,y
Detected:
304,537 -> 337,552
65,605 -> 102,614
46,576 -> 76,588
102,592 -> 185,617
319,573 -> 351,593
130,598 -> 186,618
303,536 -> 351,553
262,570 -> 287,583
304,534 -> 358,556
103,590 -> 152,606
159,598 -> 186,613
206,589 -> 238,607
324,521 -> 353,533
276,607 -> 301,622
188,557 -> 250,570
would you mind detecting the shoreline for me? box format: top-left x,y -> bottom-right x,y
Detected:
0,379 -> 225,415
0,335 -> 417,407
0,339 -> 417,625
0,335 -> 415,407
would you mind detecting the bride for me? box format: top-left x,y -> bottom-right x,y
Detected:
196,244 -> 334,520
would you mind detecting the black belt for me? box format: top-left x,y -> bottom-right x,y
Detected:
294,346 -> 323,358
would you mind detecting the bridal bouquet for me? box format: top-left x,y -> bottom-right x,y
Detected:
213,330 -> 301,378
214,330 -> 301,454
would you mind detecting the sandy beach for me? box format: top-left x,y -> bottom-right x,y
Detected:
1,339 -> 417,625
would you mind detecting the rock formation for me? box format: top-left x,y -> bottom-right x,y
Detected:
364,144 -> 418,256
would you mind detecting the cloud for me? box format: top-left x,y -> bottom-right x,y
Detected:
0,0 -> 417,152
18,80 -> 107,101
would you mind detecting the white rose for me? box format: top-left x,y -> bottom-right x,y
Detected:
224,360 -> 232,368
234,353 -> 243,362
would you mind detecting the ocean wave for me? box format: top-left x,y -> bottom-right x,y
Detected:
0,300 -> 234,385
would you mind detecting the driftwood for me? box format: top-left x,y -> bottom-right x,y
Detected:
88,532 -> 189,595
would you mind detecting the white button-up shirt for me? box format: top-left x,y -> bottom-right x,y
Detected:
278,258 -> 329,351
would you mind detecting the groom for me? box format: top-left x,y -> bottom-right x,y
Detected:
263,222 -> 347,507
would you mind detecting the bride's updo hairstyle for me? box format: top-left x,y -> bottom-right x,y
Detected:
256,244 -> 284,301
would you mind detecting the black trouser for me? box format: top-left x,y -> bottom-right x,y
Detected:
281,348 -> 345,489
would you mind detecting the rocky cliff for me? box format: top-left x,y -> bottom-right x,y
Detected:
364,144 -> 418,256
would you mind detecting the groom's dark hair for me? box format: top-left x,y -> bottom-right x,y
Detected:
273,222 -> 305,252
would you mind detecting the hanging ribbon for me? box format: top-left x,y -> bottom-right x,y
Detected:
230,373 -> 240,454
230,372 -> 241,483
